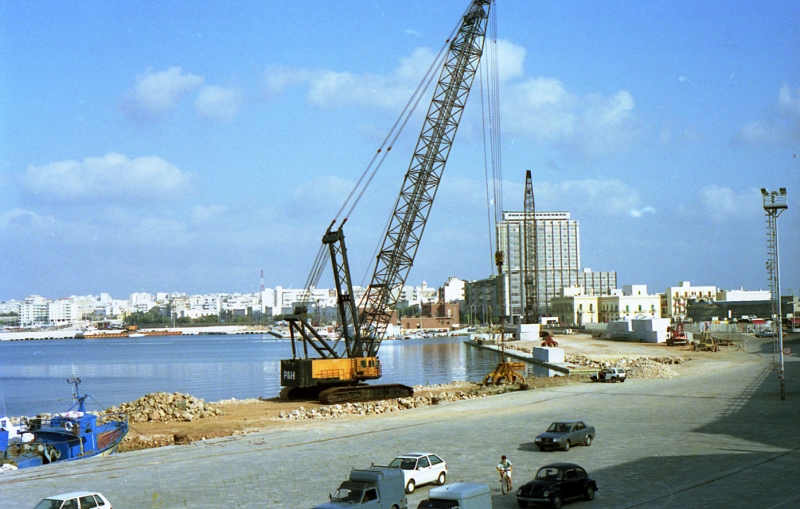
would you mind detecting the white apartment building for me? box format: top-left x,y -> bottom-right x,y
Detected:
599,286 -> 661,322
48,299 -> 80,326
19,295 -> 50,327
439,277 -> 466,303
662,281 -> 717,319
397,282 -> 438,307
550,286 -> 601,326
128,292 -> 156,313
716,288 -> 771,302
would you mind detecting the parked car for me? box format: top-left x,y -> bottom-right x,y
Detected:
590,367 -> 626,382
535,421 -> 595,451
516,463 -> 597,508
314,467 -> 407,509
755,329 -> 776,338
388,452 -> 448,494
33,491 -> 112,509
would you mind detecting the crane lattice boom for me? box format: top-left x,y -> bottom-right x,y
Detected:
358,0 -> 493,357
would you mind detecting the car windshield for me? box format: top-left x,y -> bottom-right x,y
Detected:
332,488 -> 363,503
536,467 -> 563,481
332,482 -> 367,503
34,500 -> 64,509
547,422 -> 570,433
389,457 -> 418,470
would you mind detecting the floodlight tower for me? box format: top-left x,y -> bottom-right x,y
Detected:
761,187 -> 787,401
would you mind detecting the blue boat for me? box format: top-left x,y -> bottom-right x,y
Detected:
0,375 -> 128,470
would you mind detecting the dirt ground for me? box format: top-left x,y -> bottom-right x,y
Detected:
118,333 -> 751,453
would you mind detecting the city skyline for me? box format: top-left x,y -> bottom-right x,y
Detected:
2,1 -> 798,301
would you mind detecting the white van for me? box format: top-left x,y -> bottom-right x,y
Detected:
417,483 -> 492,509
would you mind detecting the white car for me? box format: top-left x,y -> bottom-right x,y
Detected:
33,491 -> 112,509
388,452 -> 447,494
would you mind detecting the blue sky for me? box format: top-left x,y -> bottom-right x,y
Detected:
1,0 -> 798,301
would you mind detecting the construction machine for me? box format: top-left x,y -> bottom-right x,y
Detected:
666,322 -> 688,346
280,0 -> 494,404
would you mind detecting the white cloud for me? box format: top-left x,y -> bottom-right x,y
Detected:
778,84 -> 800,118
263,47 -> 454,111
261,39 -> 638,157
194,85 -> 243,121
733,83 -> 800,145
262,66 -> 313,98
538,179 -> 652,218
192,204 -> 228,222
630,206 -> 657,218
0,208 -> 53,231
20,153 -> 193,204
503,79 -> 639,157
307,48 -> 438,110
495,39 -> 526,82
697,185 -> 761,222
123,67 -> 204,120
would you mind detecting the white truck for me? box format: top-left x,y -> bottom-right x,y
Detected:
314,467 -> 407,509
416,483 -> 492,509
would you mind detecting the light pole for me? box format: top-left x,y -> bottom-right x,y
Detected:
761,187 -> 788,401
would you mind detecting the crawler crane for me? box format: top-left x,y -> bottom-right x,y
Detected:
280,0 -> 494,403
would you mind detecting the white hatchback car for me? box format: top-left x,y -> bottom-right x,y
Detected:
33,491 -> 112,509
388,452 -> 447,494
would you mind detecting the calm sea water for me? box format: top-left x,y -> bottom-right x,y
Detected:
0,335 -> 533,417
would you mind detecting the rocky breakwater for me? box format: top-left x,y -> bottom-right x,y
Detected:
276,383 -> 519,422
107,392 -> 223,451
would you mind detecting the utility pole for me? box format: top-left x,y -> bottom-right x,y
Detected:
761,187 -> 787,401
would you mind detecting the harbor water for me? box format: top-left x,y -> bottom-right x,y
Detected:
0,334 -> 527,418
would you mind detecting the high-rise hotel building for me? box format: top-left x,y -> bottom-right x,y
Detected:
495,211 -> 615,320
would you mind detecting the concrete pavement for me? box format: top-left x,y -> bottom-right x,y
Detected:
2,337 -> 799,508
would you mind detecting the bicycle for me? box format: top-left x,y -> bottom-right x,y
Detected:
499,467 -> 512,494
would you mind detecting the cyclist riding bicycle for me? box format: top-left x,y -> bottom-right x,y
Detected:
497,455 -> 513,489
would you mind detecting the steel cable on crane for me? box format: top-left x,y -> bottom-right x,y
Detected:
301,19 -> 463,299
479,4 -> 503,275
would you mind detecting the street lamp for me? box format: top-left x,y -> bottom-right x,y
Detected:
761,187 -> 788,401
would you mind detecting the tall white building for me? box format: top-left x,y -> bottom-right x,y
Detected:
19,295 -> 50,327
497,211 -> 580,319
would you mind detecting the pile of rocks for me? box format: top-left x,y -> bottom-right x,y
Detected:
105,392 -> 223,423
276,384 -> 514,421
566,354 -> 681,379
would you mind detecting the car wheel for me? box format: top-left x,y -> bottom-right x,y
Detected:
537,445 -> 545,452
620,377 -> 626,382
550,492 -> 563,509
518,501 -> 529,508
584,486 -> 595,501
585,435 -> 592,446
406,479 -> 416,494
437,471 -> 446,485
563,440 -> 570,451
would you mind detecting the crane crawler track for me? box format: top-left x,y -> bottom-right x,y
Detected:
319,383 -> 414,404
